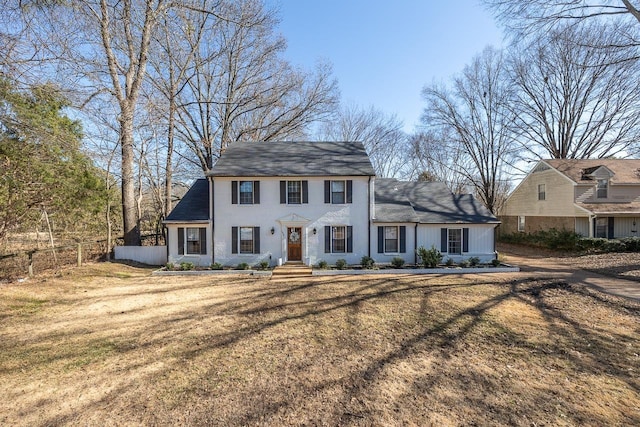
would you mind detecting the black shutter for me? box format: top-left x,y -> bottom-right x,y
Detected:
199,228 -> 207,254
377,226 -> 384,253
347,226 -> 353,253
400,226 -> 406,253
325,226 -> 331,253
441,228 -> 447,253
231,226 -> 238,254
608,217 -> 614,239
231,181 -> 238,204
280,181 -> 286,204
324,180 -> 331,203
254,227 -> 260,253
254,181 -> 260,204
302,180 -> 309,203
178,227 -> 184,255
463,228 -> 469,253
346,180 -> 353,203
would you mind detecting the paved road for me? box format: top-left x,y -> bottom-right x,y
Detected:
499,250 -> 640,301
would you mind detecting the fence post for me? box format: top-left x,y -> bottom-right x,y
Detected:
28,251 -> 34,277
77,243 -> 82,267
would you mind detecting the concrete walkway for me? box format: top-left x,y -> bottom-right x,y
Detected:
499,250 -> 640,301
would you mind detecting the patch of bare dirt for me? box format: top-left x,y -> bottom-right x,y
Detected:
0,262 -> 638,426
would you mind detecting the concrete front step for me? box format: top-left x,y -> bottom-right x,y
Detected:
271,264 -> 312,279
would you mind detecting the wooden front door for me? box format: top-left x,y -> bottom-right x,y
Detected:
287,227 -> 302,261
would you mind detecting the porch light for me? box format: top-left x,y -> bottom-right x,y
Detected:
313,228 -> 317,235
270,227 -> 275,235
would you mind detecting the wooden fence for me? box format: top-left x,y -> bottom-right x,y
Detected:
0,234 -> 166,282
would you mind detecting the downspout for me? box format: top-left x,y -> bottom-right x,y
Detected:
210,177 -> 215,263
414,222 -> 419,265
368,176 -> 373,257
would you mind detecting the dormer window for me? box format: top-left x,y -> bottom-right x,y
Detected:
597,179 -> 608,199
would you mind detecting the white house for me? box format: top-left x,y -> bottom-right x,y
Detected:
164,141 -> 499,267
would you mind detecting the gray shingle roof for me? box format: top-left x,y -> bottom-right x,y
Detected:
374,179 -> 499,224
208,141 -> 376,177
165,179 -> 209,222
373,179 -> 419,222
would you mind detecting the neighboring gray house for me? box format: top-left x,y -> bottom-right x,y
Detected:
164,141 -> 500,267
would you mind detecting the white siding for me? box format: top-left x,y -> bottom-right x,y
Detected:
614,217 -> 640,238
370,223 -> 417,265
166,223 -> 213,266
416,224 -> 497,263
115,246 -> 167,265
213,176 -> 371,267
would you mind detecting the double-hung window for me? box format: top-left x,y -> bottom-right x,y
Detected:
324,225 -> 353,253
239,181 -> 254,204
280,180 -> 308,204
448,228 -> 462,255
538,184 -> 546,201
518,216 -> 525,232
231,226 -> 261,254
332,226 -> 346,253
177,227 -> 207,255
288,181 -> 302,204
231,180 -> 260,205
384,226 -> 398,253
324,180 -> 352,204
597,179 -> 608,199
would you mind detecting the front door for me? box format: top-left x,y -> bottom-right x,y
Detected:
287,227 -> 302,261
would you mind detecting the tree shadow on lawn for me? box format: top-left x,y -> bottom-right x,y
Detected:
25,274 -> 640,426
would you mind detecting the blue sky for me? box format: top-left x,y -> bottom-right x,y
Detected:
267,0 -> 504,132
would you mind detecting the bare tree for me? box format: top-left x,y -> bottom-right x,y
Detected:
409,130 -> 470,193
421,46 -> 515,213
509,23 -> 640,159
172,0 -> 339,173
317,104 -> 410,178
3,0 -> 223,245
484,0 -> 640,60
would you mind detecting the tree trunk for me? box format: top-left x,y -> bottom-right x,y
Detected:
120,107 -> 141,246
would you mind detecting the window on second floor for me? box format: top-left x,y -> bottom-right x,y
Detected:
324,180 -> 352,204
231,180 -> 260,205
597,179 -> 608,199
538,184 -> 546,201
280,180 -> 308,204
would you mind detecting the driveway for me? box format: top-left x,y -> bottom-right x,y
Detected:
499,245 -> 640,301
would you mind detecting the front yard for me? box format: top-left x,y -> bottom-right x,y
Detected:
0,262 -> 638,426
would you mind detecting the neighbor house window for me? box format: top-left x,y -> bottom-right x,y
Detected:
597,179 -> 608,199
239,181 -> 254,204
595,218 -> 607,238
538,184 -> 546,201
518,216 -> 525,232
231,226 -> 261,254
448,228 -> 462,255
384,226 -> 398,253
177,227 -> 207,255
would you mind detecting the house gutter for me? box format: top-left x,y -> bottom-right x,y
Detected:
414,222 -> 419,265
209,177 -> 215,263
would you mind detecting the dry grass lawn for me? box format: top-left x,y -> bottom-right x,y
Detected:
0,263 -> 638,426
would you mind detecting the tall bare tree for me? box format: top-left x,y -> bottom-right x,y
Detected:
172,0 -> 339,173
317,104 -> 410,178
509,23 -> 640,159
3,0 -> 222,245
421,47 -> 515,213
